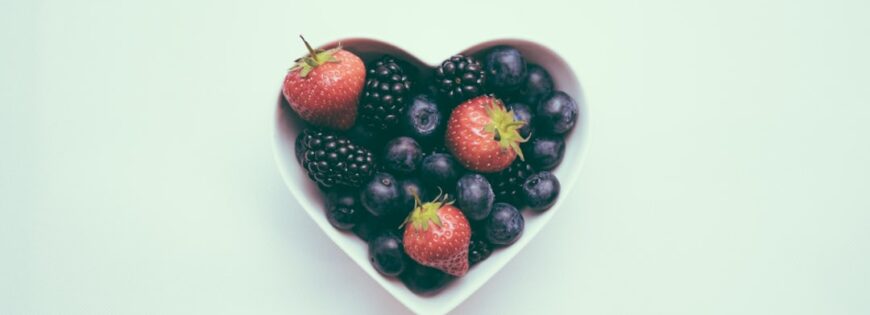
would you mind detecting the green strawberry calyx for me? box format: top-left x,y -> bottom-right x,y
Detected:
290,35 -> 341,78
483,99 -> 529,160
400,190 -> 453,232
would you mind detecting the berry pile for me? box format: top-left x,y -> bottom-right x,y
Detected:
283,37 -> 578,295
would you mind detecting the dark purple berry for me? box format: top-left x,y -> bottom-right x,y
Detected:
522,171 -> 560,212
484,46 -> 527,94
536,91 -> 578,135
483,202 -> 524,246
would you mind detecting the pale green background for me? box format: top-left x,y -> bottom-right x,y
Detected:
2,0 -> 869,314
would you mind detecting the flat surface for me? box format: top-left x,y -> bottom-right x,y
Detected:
3,0 -> 870,314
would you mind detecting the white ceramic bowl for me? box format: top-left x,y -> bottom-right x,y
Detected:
273,38 -> 589,315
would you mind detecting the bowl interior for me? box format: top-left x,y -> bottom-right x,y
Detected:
273,38 -> 588,315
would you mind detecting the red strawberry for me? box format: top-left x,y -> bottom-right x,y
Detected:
445,95 -> 527,173
283,36 -> 365,130
402,193 -> 471,277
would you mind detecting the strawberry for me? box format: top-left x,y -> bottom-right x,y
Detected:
402,193 -> 471,277
283,36 -> 365,130
445,95 -> 527,173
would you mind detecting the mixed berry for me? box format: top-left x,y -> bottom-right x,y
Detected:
283,37 -> 578,295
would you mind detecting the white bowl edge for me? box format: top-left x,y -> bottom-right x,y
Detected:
272,37 -> 591,315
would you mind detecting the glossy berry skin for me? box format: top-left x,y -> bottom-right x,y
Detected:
369,232 -> 409,277
483,203 -> 524,246
455,174 -> 494,221
361,172 -> 403,217
488,158 -> 537,205
467,235 -> 492,265
483,46 -> 528,94
403,95 -> 445,148
399,178 -> 429,213
379,178 -> 430,229
359,57 -> 413,132
420,153 -> 462,189
507,102 -> 534,139
353,214 -> 387,242
522,171 -> 560,212
403,201 -> 472,276
524,136 -> 565,170
325,189 -> 365,230
283,49 -> 365,130
516,64 -> 554,105
446,96 -> 526,173
383,137 -> 423,175
297,129 -> 375,188
400,262 -> 453,295
537,91 -> 578,135
434,55 -> 487,104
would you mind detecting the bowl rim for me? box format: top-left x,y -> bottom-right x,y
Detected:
272,37 -> 592,315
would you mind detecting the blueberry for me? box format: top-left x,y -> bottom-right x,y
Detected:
325,189 -> 366,230
523,136 -> 565,170
483,203 -> 524,246
369,232 -> 409,277
383,137 -> 423,175
361,172 -> 403,217
522,171 -> 560,212
516,64 -> 554,104
353,214 -> 386,242
507,102 -> 534,139
484,46 -> 528,94
379,178 -> 431,229
399,178 -> 429,211
403,95 -> 445,148
400,262 -> 453,295
536,91 -> 578,135
455,174 -> 494,221
420,153 -> 462,189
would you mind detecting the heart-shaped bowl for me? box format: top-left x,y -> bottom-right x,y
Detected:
273,38 -> 589,315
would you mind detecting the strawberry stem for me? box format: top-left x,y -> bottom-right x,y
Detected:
299,35 -> 317,62
289,36 -> 342,78
483,99 -> 529,160
401,190 -> 453,232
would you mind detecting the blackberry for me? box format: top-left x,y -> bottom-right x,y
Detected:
360,56 -> 413,132
488,158 -> 537,205
468,235 -> 492,265
434,55 -> 486,105
297,129 -> 375,188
